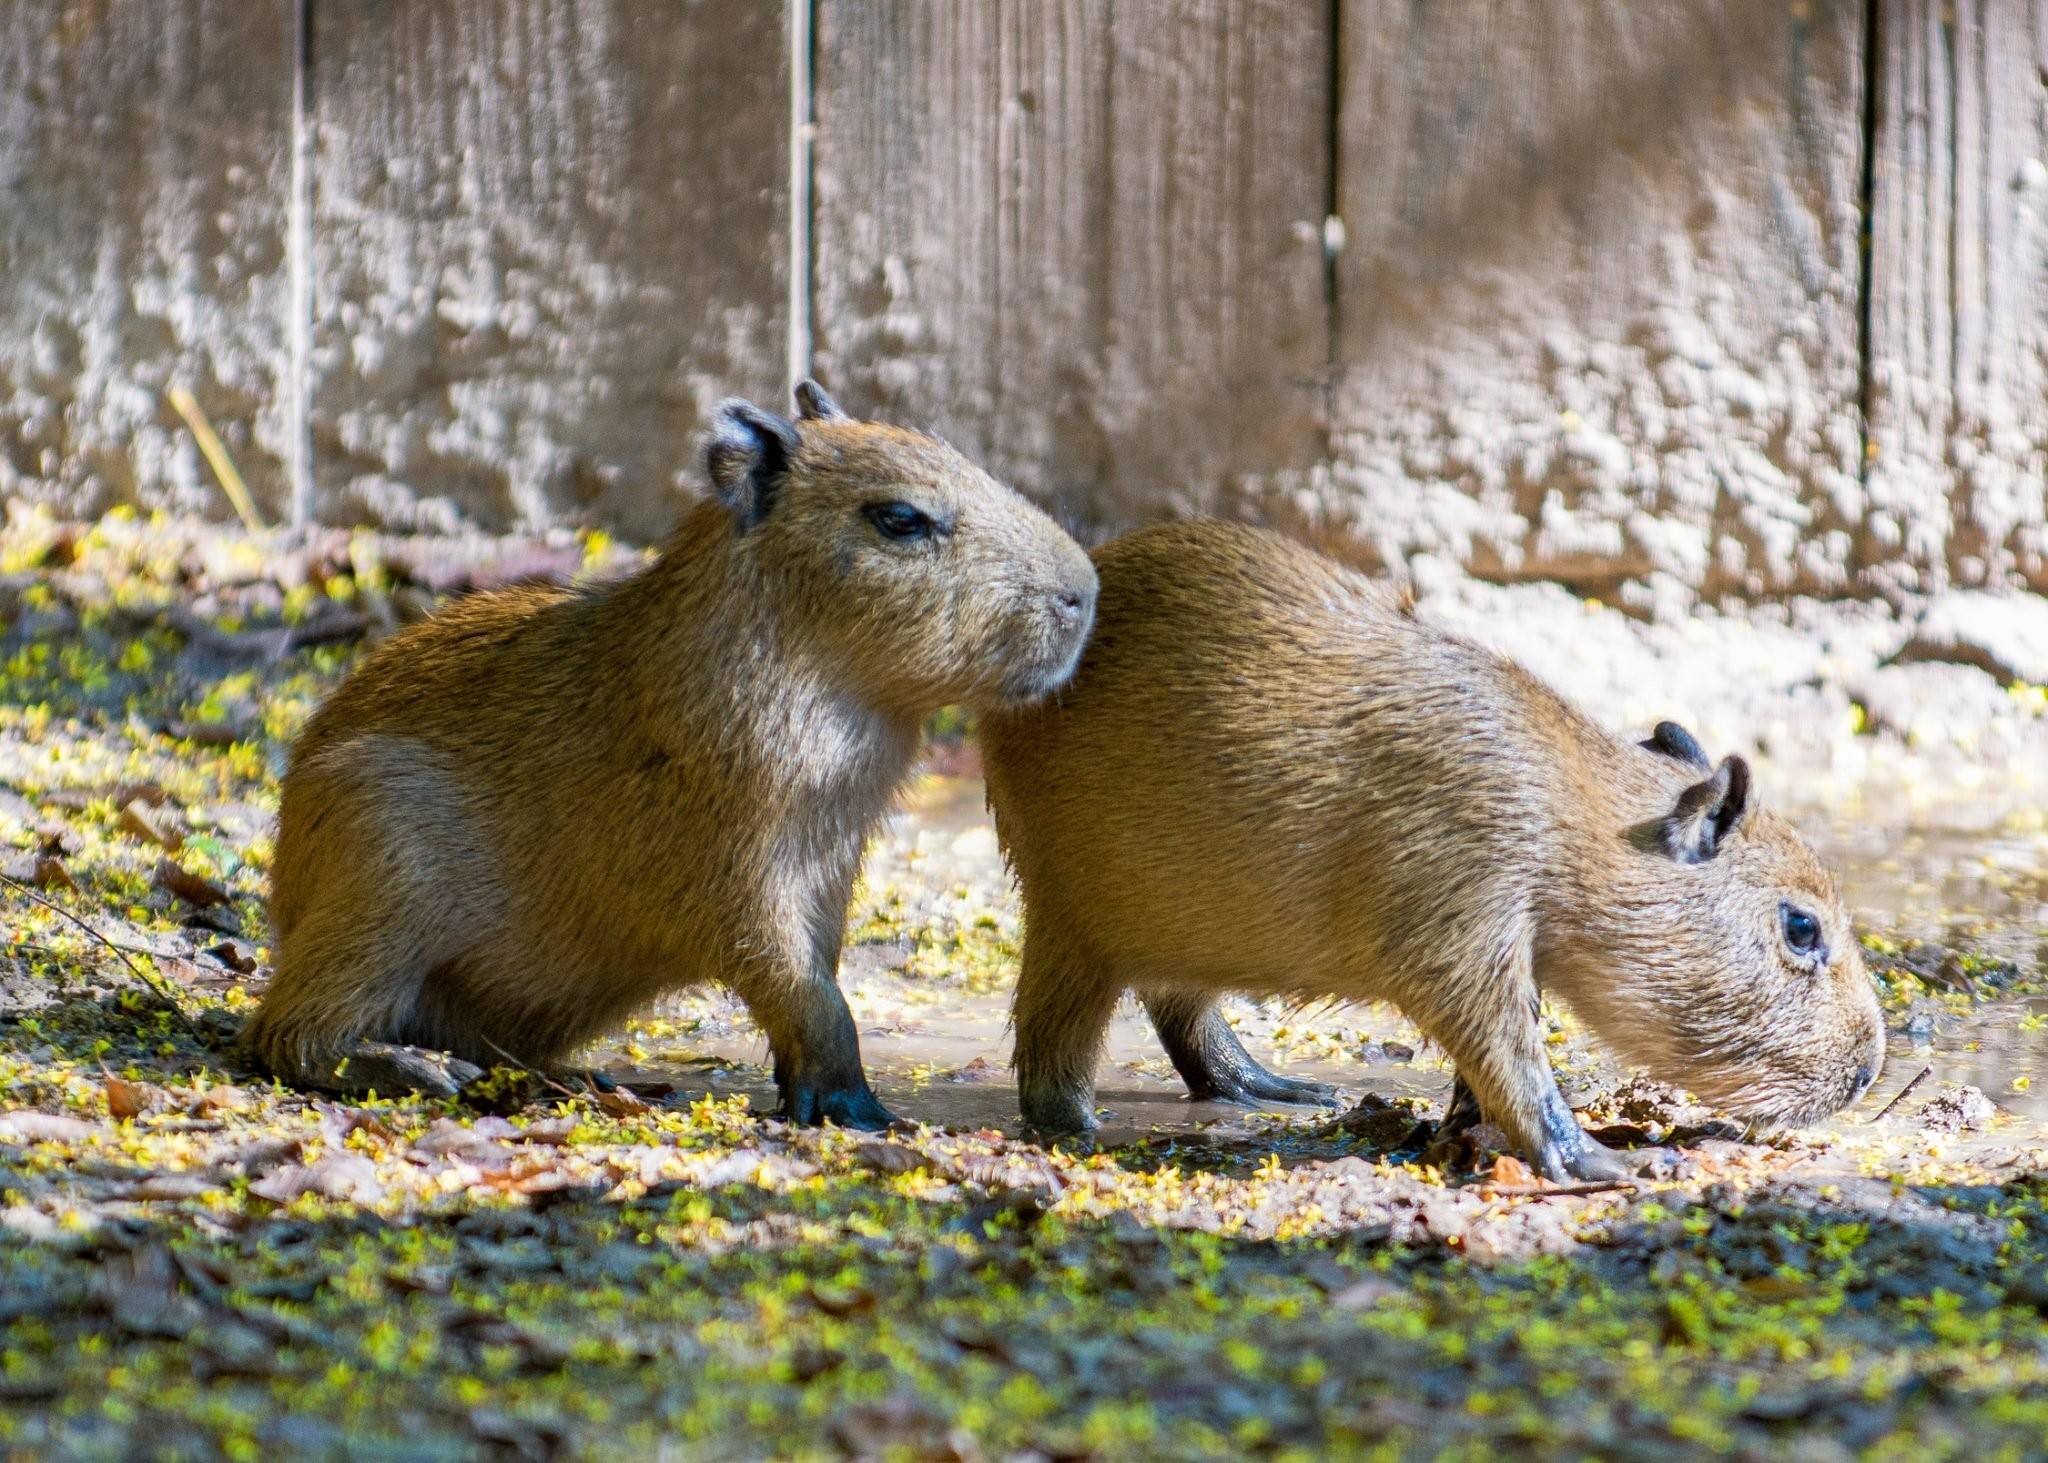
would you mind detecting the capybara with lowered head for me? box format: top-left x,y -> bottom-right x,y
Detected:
246,381 -> 1098,1128
980,521 -> 1884,1178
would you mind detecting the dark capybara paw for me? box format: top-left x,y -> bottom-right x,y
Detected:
1198,1065 -> 1344,1109
1234,1070 -> 1343,1108
328,1041 -> 484,1098
1549,1137 -> 1635,1184
780,1079 -> 896,1131
1019,1088 -> 1099,1138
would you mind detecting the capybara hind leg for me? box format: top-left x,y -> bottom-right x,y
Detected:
1013,935 -> 1120,1134
1140,989 -> 1341,1108
243,898 -> 451,1094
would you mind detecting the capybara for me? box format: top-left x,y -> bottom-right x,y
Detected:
980,521 -> 1884,1178
246,381 -> 1098,1128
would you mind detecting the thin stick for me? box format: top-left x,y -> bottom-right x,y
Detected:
477,1035 -> 580,1099
1867,1064 -> 1933,1123
1,874 -> 203,1038
167,386 -> 265,534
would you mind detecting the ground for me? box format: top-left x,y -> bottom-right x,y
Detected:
2,506 -> 2047,1460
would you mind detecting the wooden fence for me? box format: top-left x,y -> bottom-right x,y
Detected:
2,0 -> 2044,596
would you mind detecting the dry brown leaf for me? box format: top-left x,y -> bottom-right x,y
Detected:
594,1085 -> 651,1117
2,849 -> 75,890
1488,1153 -> 1539,1188
853,1141 -> 929,1176
152,858 -> 228,908
118,800 -> 184,851
104,1075 -> 170,1120
192,1083 -> 252,1116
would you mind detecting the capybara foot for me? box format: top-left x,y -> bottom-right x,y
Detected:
780,1076 -> 896,1130
1200,1065 -> 1341,1109
313,1041 -> 484,1098
1019,1085 -> 1099,1138
1550,1137 -> 1635,1183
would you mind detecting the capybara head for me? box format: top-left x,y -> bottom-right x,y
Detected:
705,382 -> 1097,713
1551,722 -> 1885,1127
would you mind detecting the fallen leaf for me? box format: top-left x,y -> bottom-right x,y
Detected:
117,799 -> 184,851
249,1152 -> 386,1205
594,1085 -> 650,1117
1,849 -> 74,890
0,1112 -> 95,1143
202,939 -> 258,974
192,1083 -> 252,1116
1488,1153 -> 1539,1188
853,1141 -> 929,1176
104,1075 -> 169,1119
153,858 -> 228,908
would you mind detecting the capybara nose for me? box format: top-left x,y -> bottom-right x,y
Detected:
1052,585 -> 1095,629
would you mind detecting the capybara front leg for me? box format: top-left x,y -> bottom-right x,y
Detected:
734,917 -> 895,1130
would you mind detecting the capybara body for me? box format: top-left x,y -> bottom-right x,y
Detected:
247,382 -> 1098,1127
980,522 -> 1885,1178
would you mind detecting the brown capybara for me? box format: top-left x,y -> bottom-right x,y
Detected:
980,521 -> 1884,1179
245,381 -> 1098,1128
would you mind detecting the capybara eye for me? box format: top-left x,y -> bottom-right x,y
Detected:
864,501 -> 938,543
1781,903 -> 1823,957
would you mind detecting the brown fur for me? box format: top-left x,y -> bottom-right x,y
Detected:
246,383 -> 1097,1127
981,522 -> 1885,1179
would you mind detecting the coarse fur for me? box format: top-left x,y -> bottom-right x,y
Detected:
245,382 -> 1098,1128
980,522 -> 1885,1179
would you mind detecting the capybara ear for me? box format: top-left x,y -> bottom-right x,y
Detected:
1661,755 -> 1752,864
706,399 -> 801,529
793,378 -> 847,421
1640,720 -> 1711,770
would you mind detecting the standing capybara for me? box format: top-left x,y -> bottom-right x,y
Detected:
246,381 -> 1097,1128
981,522 -> 1884,1178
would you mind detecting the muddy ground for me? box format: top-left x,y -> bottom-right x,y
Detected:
1,508 -> 2046,1459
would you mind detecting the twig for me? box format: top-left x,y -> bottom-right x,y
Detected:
167,386 -> 265,534
0,874 -> 204,1038
477,1035 -> 580,1099
1477,1179 -> 1640,1198
1867,1064 -> 1933,1123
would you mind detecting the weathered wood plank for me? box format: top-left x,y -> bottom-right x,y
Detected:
1325,0 -> 1867,598
810,0 -> 1330,524
1867,0 -> 2048,593
0,0 -> 293,520
310,0 -> 789,538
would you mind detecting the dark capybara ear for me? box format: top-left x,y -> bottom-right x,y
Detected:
793,378 -> 847,422
1661,755 -> 1752,864
1640,720 -> 1710,770
706,399 -> 801,529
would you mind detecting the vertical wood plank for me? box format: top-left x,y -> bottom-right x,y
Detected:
810,0 -> 1330,524
0,0 -> 293,519
1328,0 -> 1868,597
311,0 -> 789,538
1867,0 -> 2048,592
